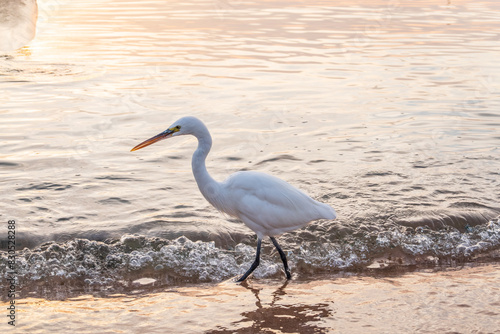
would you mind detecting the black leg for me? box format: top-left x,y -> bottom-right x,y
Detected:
237,238 -> 262,282
270,236 -> 291,280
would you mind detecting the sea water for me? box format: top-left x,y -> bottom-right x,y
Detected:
1,0 -> 499,295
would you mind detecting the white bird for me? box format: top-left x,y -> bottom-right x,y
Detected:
131,116 -> 336,281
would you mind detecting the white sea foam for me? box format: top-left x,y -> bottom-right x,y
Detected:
1,219 -> 499,292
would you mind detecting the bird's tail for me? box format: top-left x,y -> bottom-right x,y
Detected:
317,202 -> 337,220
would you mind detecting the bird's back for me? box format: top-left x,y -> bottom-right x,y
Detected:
213,171 -> 336,237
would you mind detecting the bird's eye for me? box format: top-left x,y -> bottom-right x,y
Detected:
176,125 -> 181,130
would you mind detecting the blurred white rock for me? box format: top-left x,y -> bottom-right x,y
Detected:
0,0 -> 38,51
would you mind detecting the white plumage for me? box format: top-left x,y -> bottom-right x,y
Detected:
219,171 -> 336,237
131,116 -> 336,281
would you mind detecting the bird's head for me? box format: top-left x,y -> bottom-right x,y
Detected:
130,116 -> 205,151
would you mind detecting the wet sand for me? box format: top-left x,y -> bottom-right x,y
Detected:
4,264 -> 499,333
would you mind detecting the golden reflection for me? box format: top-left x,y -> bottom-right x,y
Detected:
206,280 -> 333,333
2,266 -> 499,332
16,45 -> 33,57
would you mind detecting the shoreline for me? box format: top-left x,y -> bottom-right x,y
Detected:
2,256 -> 500,301
3,263 -> 499,333
2,256 -> 499,302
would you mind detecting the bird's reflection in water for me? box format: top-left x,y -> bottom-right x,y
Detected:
207,280 -> 333,334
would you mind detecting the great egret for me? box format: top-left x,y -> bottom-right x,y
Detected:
131,116 -> 336,281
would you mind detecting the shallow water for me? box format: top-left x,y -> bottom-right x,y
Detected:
4,264 -> 500,333
1,0 -> 500,290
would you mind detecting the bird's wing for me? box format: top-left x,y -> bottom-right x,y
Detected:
222,171 -> 334,236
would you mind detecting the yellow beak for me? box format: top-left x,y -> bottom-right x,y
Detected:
131,129 -> 174,152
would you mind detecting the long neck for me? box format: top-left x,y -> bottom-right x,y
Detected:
191,128 -> 221,205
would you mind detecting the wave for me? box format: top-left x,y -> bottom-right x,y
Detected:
395,205 -> 499,230
1,217 -> 499,298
